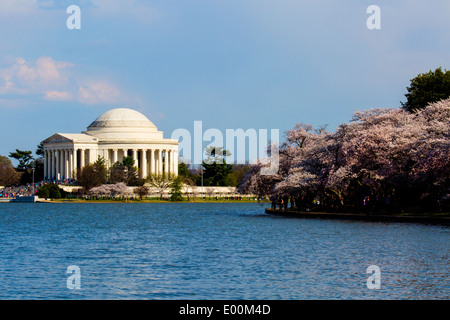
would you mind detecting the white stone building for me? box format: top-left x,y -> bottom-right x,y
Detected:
42,108 -> 179,180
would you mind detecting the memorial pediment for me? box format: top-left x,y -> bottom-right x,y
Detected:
42,133 -> 97,144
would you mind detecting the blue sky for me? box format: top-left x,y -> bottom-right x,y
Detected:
1,0 -> 449,163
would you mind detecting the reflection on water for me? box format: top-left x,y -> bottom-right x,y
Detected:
0,203 -> 448,299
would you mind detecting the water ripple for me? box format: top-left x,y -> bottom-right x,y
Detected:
0,202 -> 448,299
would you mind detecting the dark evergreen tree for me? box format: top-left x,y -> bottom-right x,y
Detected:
9,149 -> 33,170
401,67 -> 450,113
169,176 -> 183,201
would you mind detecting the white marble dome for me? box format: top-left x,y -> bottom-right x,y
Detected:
88,108 -> 156,128
83,108 -> 163,141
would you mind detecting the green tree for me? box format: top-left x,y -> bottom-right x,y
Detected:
9,149 -> 33,170
169,176 -> 183,201
36,142 -> 44,158
178,160 -> 199,184
107,156 -> 142,186
122,156 -> 140,185
122,155 -> 135,168
401,67 -> 450,113
93,156 -> 107,184
78,164 -> 103,192
227,164 -> 250,187
108,161 -> 126,184
0,155 -> 20,186
20,158 -> 44,185
178,161 -> 192,178
37,183 -> 66,199
201,147 -> 233,186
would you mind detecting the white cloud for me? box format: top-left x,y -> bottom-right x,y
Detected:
0,56 -> 128,106
0,0 -> 38,15
78,81 -> 121,105
0,56 -> 71,95
44,90 -> 73,101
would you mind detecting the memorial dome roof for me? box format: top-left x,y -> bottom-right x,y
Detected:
83,108 -> 164,141
87,108 -> 156,129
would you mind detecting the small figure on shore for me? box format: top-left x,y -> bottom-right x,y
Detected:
270,195 -> 277,210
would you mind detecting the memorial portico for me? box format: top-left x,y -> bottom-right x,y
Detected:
42,108 -> 179,180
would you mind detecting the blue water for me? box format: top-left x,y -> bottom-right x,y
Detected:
0,202 -> 448,299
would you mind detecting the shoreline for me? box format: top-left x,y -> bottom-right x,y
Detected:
265,208 -> 450,225
33,199 -> 266,204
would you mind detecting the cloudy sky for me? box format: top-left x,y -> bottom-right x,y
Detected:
1,0 -> 449,162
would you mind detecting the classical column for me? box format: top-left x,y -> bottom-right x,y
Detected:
55,149 -> 60,180
88,149 -> 91,165
91,149 -> 98,163
64,150 -> 69,180
43,150 -> 48,179
169,149 -> 174,174
173,150 -> 178,176
87,149 -> 92,165
132,149 -> 138,167
101,149 -> 107,164
153,149 -> 157,174
150,149 -> 155,174
113,149 -> 118,164
141,149 -> 147,178
158,149 -> 163,174
163,149 -> 168,174
167,149 -> 171,174
45,150 -> 48,179
73,148 -> 78,179
61,150 -> 65,180
48,150 -> 52,180
148,150 -> 152,175
52,150 -> 56,179
123,149 -> 128,161
68,149 -> 72,180
81,149 -> 85,168
68,149 -> 71,179
54,150 -> 58,180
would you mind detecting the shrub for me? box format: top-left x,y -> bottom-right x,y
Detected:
37,183 -> 65,199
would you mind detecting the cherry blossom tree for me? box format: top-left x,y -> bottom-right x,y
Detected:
240,98 -> 450,213
89,182 -> 132,198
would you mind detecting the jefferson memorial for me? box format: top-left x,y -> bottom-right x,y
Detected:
42,108 -> 179,180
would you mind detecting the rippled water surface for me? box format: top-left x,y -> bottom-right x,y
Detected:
0,202 -> 448,299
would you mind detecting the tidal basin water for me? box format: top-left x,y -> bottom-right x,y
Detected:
0,202 -> 448,300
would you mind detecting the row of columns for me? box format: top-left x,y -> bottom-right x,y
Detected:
111,148 -> 178,177
44,148 -> 178,181
44,149 -> 79,181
